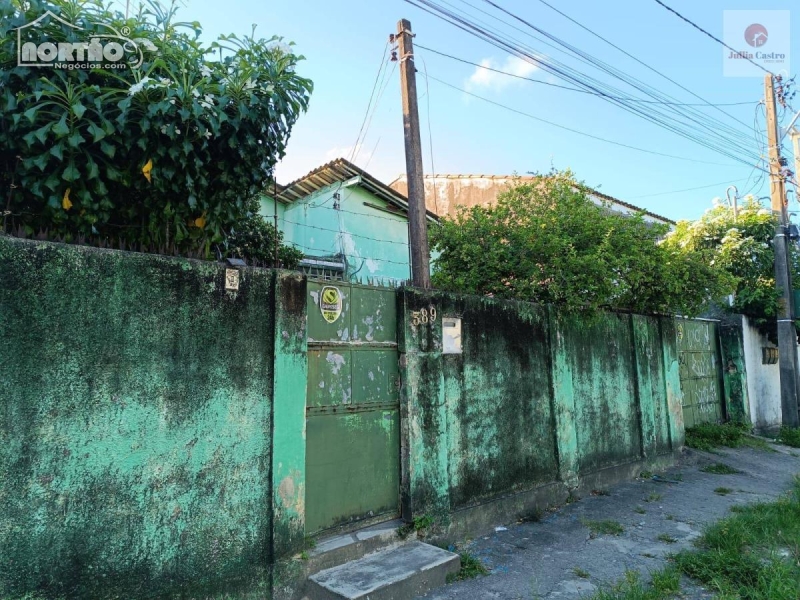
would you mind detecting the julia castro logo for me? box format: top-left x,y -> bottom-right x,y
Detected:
745,23 -> 768,48
729,23 -> 786,62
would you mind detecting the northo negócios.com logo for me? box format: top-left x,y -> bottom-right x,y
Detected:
16,10 -> 156,70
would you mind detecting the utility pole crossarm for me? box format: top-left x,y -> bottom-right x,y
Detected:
765,73 -> 800,427
397,19 -> 432,289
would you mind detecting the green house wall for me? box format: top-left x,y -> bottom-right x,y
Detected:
261,184 -> 411,284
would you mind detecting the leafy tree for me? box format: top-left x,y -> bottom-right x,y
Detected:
662,197 -> 797,323
227,198 -> 303,268
1,0 -> 312,262
429,171 -> 731,315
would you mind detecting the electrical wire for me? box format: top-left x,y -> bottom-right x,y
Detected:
416,43 -> 754,107
652,0 -> 774,76
282,218 -> 410,246
424,72 -> 761,169
420,55 -> 441,217
446,0 -> 760,144
471,0 -> 760,150
526,0 -> 763,118
349,41 -> 390,165
353,62 -> 397,165
626,178 -> 751,200
405,0 -> 764,165
408,5 -> 759,165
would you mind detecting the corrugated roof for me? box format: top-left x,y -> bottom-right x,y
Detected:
389,173 -> 674,225
278,158 -> 438,221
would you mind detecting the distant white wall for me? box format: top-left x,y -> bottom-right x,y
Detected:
742,316 -> 782,433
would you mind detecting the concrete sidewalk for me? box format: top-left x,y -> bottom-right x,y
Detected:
421,444 -> 800,599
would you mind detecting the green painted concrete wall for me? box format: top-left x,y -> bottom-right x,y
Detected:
260,184 -> 411,284
0,237 -> 307,599
398,289 -> 684,518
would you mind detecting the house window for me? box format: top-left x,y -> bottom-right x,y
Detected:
300,256 -> 345,282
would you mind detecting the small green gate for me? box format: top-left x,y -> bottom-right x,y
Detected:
676,319 -> 725,427
305,281 -> 401,534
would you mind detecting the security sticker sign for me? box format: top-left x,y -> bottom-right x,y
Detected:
320,286 -> 343,324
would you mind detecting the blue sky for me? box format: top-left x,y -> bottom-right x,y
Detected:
154,0 -> 796,221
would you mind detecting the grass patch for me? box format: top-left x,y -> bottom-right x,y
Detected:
714,487 -> 733,496
398,514 -> 434,539
700,463 -> 740,475
573,567 -> 590,579
447,551 -> 488,582
673,477 -> 800,600
777,426 -> 800,448
634,506 -> 646,514
588,567 -> 680,600
657,533 -> 677,544
644,492 -> 662,503
582,519 -> 624,537
684,421 -> 751,451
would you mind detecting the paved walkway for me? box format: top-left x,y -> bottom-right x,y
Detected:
422,444 -> 800,599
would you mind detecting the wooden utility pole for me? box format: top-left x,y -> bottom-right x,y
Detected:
765,73 -> 800,427
397,19 -> 431,289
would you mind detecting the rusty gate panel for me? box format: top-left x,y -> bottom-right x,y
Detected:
676,319 -> 724,427
305,281 -> 400,534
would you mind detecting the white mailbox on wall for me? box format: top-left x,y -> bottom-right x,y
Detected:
442,317 -> 462,354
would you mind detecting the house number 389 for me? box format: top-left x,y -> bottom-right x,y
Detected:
411,306 -> 437,326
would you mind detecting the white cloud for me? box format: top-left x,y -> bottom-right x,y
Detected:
466,55 -> 539,92
323,144 -> 368,163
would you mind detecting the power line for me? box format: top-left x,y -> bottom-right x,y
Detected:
349,41 -> 390,164
282,218 -> 409,246
354,61 -> 397,165
472,0 -> 760,152
651,0 -> 773,75
406,0 -> 764,165
626,178 -> 751,200
445,0 -> 759,146
419,55 -> 442,216
526,0 -> 762,116
300,199 -> 421,223
425,72 -> 758,168
417,43 -> 755,106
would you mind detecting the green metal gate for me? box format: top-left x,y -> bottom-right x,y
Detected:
676,319 -> 724,428
305,281 -> 401,534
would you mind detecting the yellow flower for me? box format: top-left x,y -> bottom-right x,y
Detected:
142,159 -> 153,183
62,188 -> 72,210
194,214 -> 206,228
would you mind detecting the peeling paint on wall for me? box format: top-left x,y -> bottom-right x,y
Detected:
399,289 -> 685,521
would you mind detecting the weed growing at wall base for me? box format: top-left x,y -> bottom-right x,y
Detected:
447,551 -> 488,582
684,421 -> 756,451
777,426 -> 800,447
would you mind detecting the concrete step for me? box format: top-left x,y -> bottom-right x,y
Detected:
307,541 -> 460,600
305,519 -> 413,575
